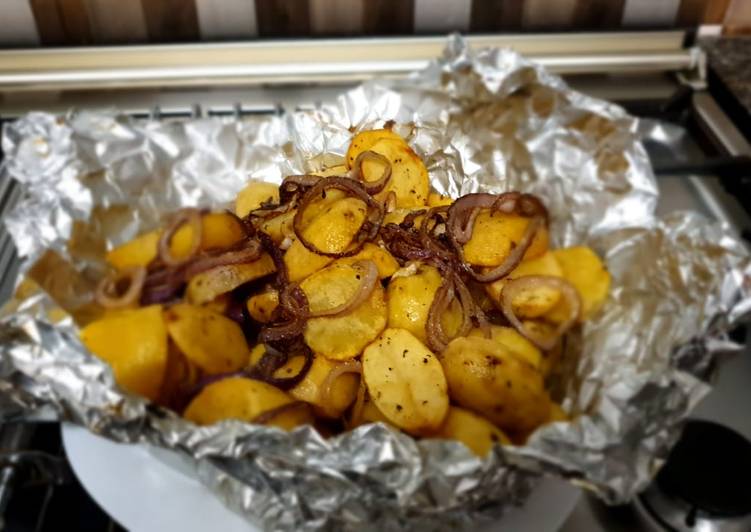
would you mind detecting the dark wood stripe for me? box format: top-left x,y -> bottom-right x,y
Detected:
470,0 -> 524,32
677,0 -> 708,25
31,0 -> 92,46
140,0 -> 200,42
572,0 -> 626,29
362,0 -> 414,35
255,0 -> 311,37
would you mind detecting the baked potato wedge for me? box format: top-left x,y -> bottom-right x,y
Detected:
548,246 -> 610,321
435,406 -> 510,456
464,210 -> 548,267
235,181 -> 280,217
186,254 -> 276,305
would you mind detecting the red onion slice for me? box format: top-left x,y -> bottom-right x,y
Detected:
292,176 -> 384,258
319,360 -> 362,415
309,260 -> 378,318
469,215 -> 543,283
95,266 -> 146,309
158,208 -> 203,266
499,275 -> 581,350
351,150 -> 392,195
182,239 -> 264,279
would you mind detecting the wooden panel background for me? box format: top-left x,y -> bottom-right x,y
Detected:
0,0 -> 746,47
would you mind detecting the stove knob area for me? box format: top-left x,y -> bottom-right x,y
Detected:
634,419 -> 751,532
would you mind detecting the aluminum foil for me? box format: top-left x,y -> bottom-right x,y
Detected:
2,35 -> 751,530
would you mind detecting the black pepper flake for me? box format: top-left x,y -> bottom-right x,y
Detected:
388,367 -> 393,371
356,274 -> 361,280
396,404 -> 403,412
506,380 -> 512,388
422,358 -> 428,364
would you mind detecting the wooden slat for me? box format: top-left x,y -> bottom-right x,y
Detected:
414,0 -> 471,32
1,0 -> 41,46
140,0 -> 200,42
572,0 -> 627,28
723,0 -> 751,34
522,0 -> 576,29
255,0 -> 311,37
84,0 -> 147,44
622,0 -> 680,27
703,0 -> 732,23
362,0 -> 414,35
309,0 -> 363,35
196,0 -> 257,39
470,0 -> 524,31
31,0 -> 92,46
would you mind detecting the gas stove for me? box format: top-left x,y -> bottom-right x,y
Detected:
0,30 -> 750,532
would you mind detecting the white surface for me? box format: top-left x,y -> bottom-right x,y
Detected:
63,423 -> 580,532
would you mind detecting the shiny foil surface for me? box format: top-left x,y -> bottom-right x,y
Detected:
1,36 -> 750,530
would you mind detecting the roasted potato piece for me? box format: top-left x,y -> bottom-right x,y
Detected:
106,231 -> 161,271
106,212 -> 247,270
464,211 -> 548,267
435,406 -> 510,456
246,289 -> 279,323
386,263 -> 462,345
362,328 -> 449,434
235,181 -> 280,217
346,129 -> 407,169
165,304 -> 250,375
548,246 -> 610,321
468,325 -> 543,371
383,208 -> 425,227
441,336 -> 552,434
301,261 -> 388,360
428,192 -> 453,207
341,243 -> 399,279
184,377 -> 312,430
285,197 -> 368,282
485,251 -> 563,318
186,254 -> 276,305
284,355 -> 360,418
258,210 -> 296,244
361,138 -> 429,208
350,384 -> 391,428
80,305 -> 167,401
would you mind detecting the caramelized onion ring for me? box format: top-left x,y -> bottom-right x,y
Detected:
292,176 -> 384,258
158,208 -> 203,266
249,343 -> 314,390
309,260 -> 378,318
351,150 -> 392,195
182,240 -> 263,279
319,360 -> 362,415
425,274 -> 474,353
95,266 -> 146,309
500,275 -> 581,350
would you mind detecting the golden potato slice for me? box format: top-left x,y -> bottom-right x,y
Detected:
435,406 -> 510,456
350,383 -> 391,428
106,231 -> 161,270
184,377 -> 312,430
463,211 -> 548,267
246,289 -> 279,323
441,335 -> 552,434
346,129 -> 407,169
361,138 -> 429,208
285,197 -> 368,283
285,355 -> 359,418
201,294 -> 230,314
468,325 -> 543,370
485,251 -> 563,318
80,305 -> 167,401
548,246 -> 611,321
107,212 -> 247,270
386,263 -> 462,345
165,303 -> 250,375
428,192 -> 453,207
362,328 -> 449,434
300,261 -> 388,360
186,254 -> 276,305
235,181 -> 280,218
341,243 -> 399,279
258,210 -> 296,244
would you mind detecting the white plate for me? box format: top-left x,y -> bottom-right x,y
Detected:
62,423 -> 580,532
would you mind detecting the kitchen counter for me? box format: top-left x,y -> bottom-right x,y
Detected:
701,36 -> 751,126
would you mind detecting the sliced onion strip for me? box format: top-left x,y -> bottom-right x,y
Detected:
499,275 -> 581,350
159,208 -> 203,266
319,360 -> 362,416
309,260 -> 378,318
95,266 -> 146,309
351,150 -> 392,195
